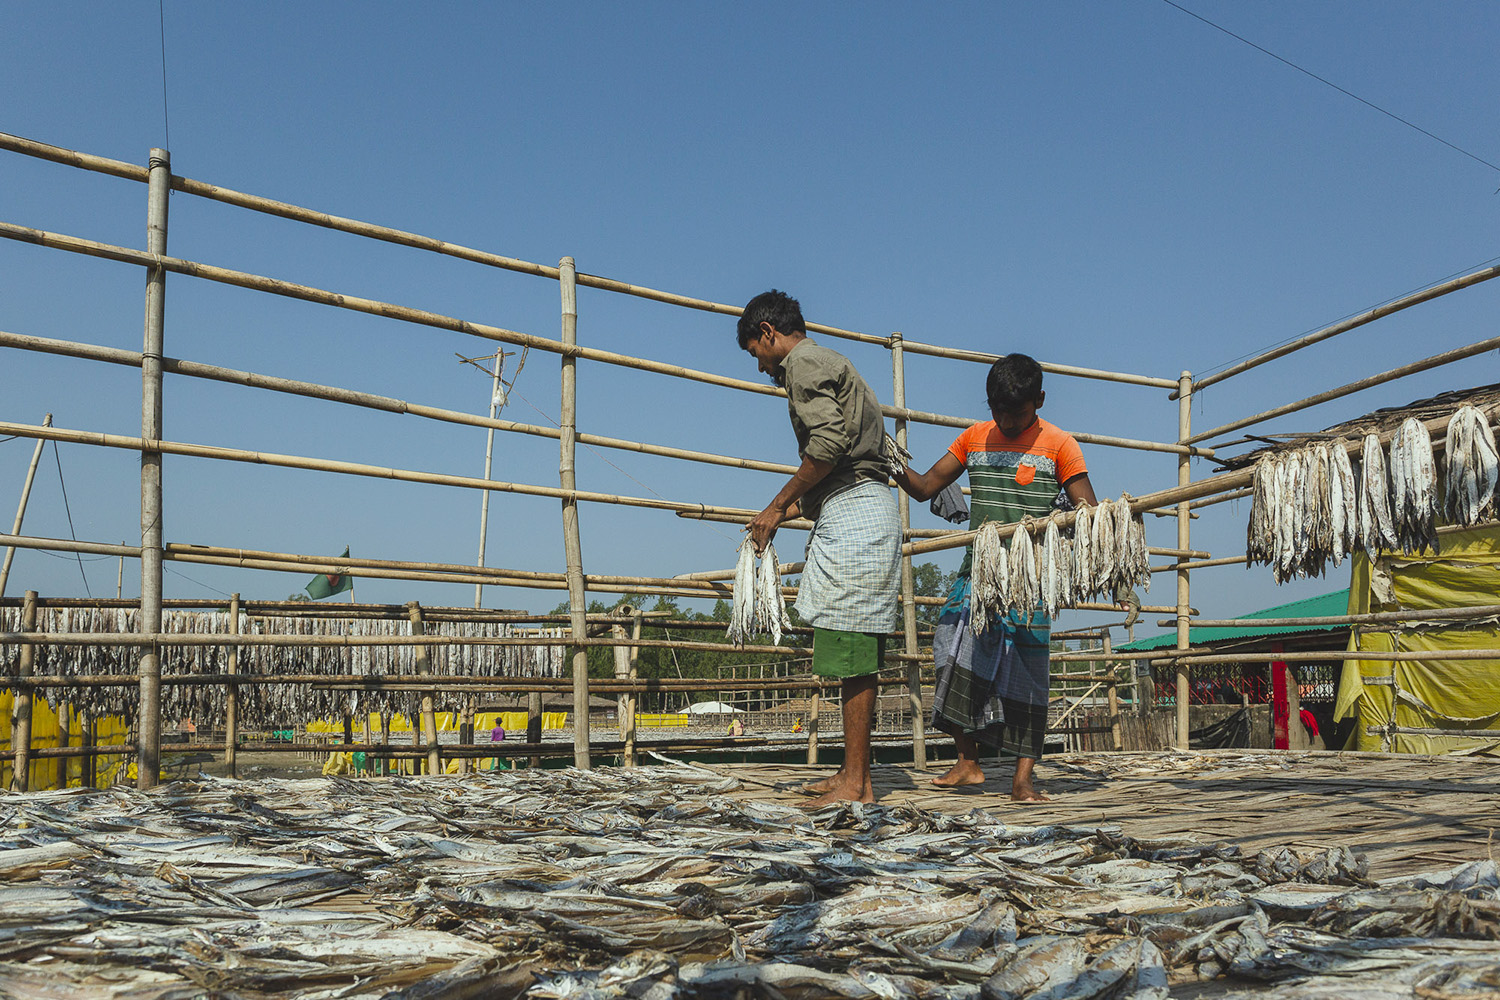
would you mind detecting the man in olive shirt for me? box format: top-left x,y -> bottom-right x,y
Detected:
740,290 -> 901,807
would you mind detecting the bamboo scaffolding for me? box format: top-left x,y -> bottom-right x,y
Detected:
1187,333 -> 1500,444
1158,602 -> 1500,630
0,415 -> 51,602
558,257 -> 591,768
0,223 -> 1211,454
1,131 -> 1193,390
2,672 -> 929,693
9,591 -> 37,791
890,333 -> 926,766
1173,372 -> 1193,750
137,147 -> 169,790
0,330 -> 800,476
406,603 -> 441,775
224,593 -> 240,778
1188,260 -> 1500,394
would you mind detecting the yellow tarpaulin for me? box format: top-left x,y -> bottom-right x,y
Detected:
1335,525 -> 1500,754
0,693 -> 130,790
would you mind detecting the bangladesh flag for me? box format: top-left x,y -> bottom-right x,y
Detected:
305,546 -> 355,600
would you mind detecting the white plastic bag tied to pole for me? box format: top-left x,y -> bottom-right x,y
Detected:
726,538 -> 791,646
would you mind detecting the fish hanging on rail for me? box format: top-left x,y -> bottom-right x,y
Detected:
726,539 -> 790,646
1390,417 -> 1439,555
1443,404 -> 1499,528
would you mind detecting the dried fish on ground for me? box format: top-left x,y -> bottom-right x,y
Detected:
0,758 -> 1494,999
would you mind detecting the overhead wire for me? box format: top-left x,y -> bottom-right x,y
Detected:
158,0 -> 171,149
51,441 -> 92,597
1160,1 -> 1500,178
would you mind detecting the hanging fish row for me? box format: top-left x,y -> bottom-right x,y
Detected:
1247,407 -> 1498,581
0,608 -> 565,727
970,494 -> 1150,632
725,539 -> 792,646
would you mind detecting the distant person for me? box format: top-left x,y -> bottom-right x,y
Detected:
738,290 -> 901,808
792,717 -> 804,734
729,717 -> 745,737
489,723 -> 509,770
895,354 -> 1114,802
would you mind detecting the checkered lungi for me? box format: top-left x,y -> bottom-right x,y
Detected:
793,479 -> 902,635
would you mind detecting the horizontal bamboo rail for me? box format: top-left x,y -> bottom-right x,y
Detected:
0,131 -> 1182,392
1188,260 -> 1500,394
1153,648 -> 1500,665
1188,333 -> 1500,444
0,631 -> 930,662
0,330 -> 801,476
1151,555 -> 1247,573
1157,602 -> 1500,631
0,223 -> 1207,454
1,671 -> 930,692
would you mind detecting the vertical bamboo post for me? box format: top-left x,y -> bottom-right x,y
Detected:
137,147 -> 170,790
10,590 -> 37,791
379,710 -> 391,776
1174,371 -> 1193,749
0,415 -> 52,602
116,551 -> 124,599
889,333 -> 926,766
557,256 -> 591,769
458,698 -> 475,774
1105,632 -> 1122,751
81,710 -> 95,789
224,593 -> 240,778
475,349 -> 503,609
807,685 -> 820,764
57,702 -> 70,790
359,712 -> 370,775
406,602 -> 442,775
610,605 -> 641,767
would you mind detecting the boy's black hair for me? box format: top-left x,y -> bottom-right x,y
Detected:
737,289 -> 806,349
986,353 -> 1044,409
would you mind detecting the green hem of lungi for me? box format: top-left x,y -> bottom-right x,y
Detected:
811,627 -> 886,678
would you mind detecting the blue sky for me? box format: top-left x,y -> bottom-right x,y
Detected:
2,2 -> 1497,631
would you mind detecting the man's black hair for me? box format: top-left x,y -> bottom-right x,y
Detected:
986,353 -> 1044,409
737,289 -> 806,350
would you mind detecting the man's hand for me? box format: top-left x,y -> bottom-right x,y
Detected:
746,501 -> 786,554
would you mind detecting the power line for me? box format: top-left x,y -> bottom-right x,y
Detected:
165,564 -> 234,597
1161,0 -> 1500,177
158,0 -> 171,149
51,441 -> 92,598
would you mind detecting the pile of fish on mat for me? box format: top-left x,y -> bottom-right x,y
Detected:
6,758 -> 1493,1000
970,494 -> 1150,630
1247,405 -> 1499,582
726,539 -> 792,646
0,608 -> 565,726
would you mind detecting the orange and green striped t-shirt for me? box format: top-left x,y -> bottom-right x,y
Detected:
947,417 -> 1087,575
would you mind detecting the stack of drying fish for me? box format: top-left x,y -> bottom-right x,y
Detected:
1247,405 -> 1499,580
0,759 -> 1495,999
0,608 -> 565,728
970,494 -> 1149,630
726,538 -> 792,646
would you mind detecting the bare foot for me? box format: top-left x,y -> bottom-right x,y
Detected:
799,770 -> 844,795
931,762 -> 986,788
801,777 -> 874,809
1010,786 -> 1051,802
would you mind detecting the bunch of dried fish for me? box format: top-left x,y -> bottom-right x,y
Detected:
1390,417 -> 1439,555
1442,404 -> 1499,527
967,495 -> 1147,629
1359,432 -> 1398,560
0,760 -> 1494,1000
726,539 -> 790,646
0,608 -> 565,728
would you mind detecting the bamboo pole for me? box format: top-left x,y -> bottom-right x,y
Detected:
475,350 -> 503,609
558,257 -> 590,769
0,223 -> 1212,453
0,329 -> 803,477
890,333 -> 926,767
807,685 -> 820,765
224,593 -> 240,778
378,711 -> 391,776
81,710 -> 94,788
137,147 -> 169,791
0,130 -> 1202,390
1187,333 -> 1500,444
0,415 -> 51,602
1105,633 -> 1122,751
406,603 -> 442,776
1188,260 -> 1500,394
1174,371 -> 1192,751
9,591 -> 37,791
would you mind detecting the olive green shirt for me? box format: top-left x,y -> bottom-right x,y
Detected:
782,339 -> 887,519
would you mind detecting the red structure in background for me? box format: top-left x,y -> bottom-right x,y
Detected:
1271,641 -> 1290,750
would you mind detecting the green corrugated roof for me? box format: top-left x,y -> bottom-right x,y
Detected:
1116,589 -> 1350,651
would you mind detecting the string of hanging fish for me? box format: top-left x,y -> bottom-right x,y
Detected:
1246,405 -> 1498,582
970,493 -> 1151,634
726,538 -> 792,646
0,609 -> 566,726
